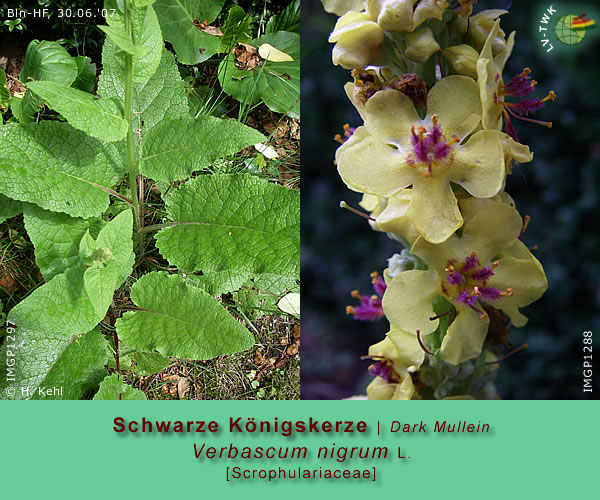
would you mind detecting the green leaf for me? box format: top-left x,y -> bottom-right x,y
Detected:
154,0 -> 225,65
18,40 -> 80,123
103,3 -> 163,83
219,31 -> 299,118
185,270 -> 253,295
108,349 -> 172,375
0,194 -> 22,224
0,69 -> 10,111
7,266 -> 102,336
82,210 -> 134,317
265,0 -> 300,34
20,40 -> 78,86
219,6 -> 252,52
0,122 -> 126,217
155,175 -> 300,277
73,56 -> 97,93
93,373 -> 147,400
250,273 -> 298,294
141,116 -> 264,182
277,292 -> 300,317
23,204 -> 104,281
0,327 -> 108,400
98,46 -> 189,131
27,81 -> 128,142
115,272 -> 254,360
234,289 -> 279,319
99,24 -> 150,57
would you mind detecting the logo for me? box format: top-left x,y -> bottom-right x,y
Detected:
555,13 -> 596,45
538,4 -> 598,52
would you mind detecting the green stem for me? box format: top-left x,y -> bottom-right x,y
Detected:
123,0 -> 144,254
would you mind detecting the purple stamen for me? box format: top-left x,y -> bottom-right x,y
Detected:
372,275 -> 387,297
510,98 -> 547,116
446,271 -> 464,285
471,266 -> 494,283
462,253 -> 480,271
456,289 -> 479,306
479,287 -> 502,302
369,361 -> 396,383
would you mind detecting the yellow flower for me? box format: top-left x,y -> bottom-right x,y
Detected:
442,44 -> 479,79
329,11 -> 384,69
367,0 -> 449,33
337,75 -> 509,243
367,375 -> 415,399
477,19 -> 555,142
382,202 -> 548,365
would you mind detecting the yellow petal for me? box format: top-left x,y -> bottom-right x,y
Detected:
337,135 -> 418,197
387,326 -> 425,370
258,43 -> 294,62
382,269 -> 440,335
391,376 -> 415,400
459,202 -> 522,263
366,376 -> 396,400
408,176 -> 463,244
450,130 -> 505,198
441,306 -> 489,364
442,44 -> 479,79
427,76 -> 482,140
322,0 -> 367,17
364,88 -> 420,145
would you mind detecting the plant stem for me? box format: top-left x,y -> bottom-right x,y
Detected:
123,0 -> 144,254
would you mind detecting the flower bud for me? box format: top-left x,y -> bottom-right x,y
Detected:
404,26 -> 440,62
321,0 -> 367,16
442,44 -> 479,79
368,0 -> 448,33
329,11 -> 384,69
469,9 -> 508,53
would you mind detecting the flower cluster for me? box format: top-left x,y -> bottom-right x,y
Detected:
325,1 -> 551,399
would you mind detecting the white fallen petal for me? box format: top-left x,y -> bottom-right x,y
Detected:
277,293 -> 300,317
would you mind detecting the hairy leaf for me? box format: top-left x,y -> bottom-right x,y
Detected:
0,194 -> 22,224
27,81 -> 128,142
8,266 -> 101,336
98,45 -> 189,131
0,327 -> 107,400
115,272 -> 254,360
0,69 -> 10,111
0,122 -> 125,217
154,0 -> 225,65
141,116 -> 265,182
108,349 -> 172,375
82,210 -> 134,317
100,24 -> 150,57
93,373 -> 147,400
219,31 -> 299,118
23,205 -> 104,281
185,270 -> 253,295
155,175 -> 300,277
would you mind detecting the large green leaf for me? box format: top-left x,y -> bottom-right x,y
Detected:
140,116 -> 265,182
93,373 -> 147,400
219,31 -> 299,118
115,272 -> 254,359
0,327 -> 107,400
155,175 -> 300,277
265,0 -> 300,34
0,69 -> 10,111
154,0 -> 225,65
27,81 -> 128,142
98,45 -> 189,131
219,6 -> 252,52
0,122 -> 125,218
81,210 -> 134,317
102,4 -> 163,83
23,205 -> 104,281
0,194 -> 22,224
73,56 -> 97,93
20,40 -> 78,86
8,266 -> 101,337
18,40 -> 80,123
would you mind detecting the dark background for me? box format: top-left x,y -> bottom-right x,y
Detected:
301,0 -> 600,399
